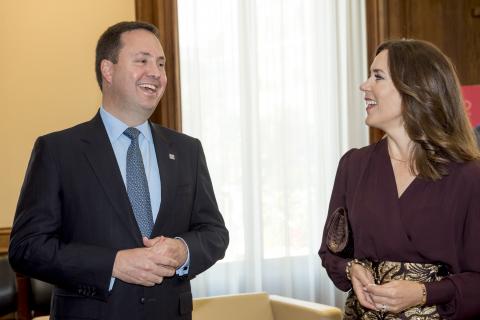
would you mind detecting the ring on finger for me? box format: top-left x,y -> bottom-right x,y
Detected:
381,304 -> 388,313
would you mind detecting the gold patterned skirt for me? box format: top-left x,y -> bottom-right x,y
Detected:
343,260 -> 448,320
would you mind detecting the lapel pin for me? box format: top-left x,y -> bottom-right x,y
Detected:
169,153 -> 175,160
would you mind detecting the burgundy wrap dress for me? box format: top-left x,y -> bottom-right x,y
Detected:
319,138 -> 480,319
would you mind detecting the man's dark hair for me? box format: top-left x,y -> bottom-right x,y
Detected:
95,21 -> 161,90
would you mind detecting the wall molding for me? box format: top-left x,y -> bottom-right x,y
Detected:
0,227 -> 11,255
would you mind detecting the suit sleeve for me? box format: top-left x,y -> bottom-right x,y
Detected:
318,149 -> 355,292
432,167 -> 480,319
9,137 -> 116,300
178,140 -> 229,277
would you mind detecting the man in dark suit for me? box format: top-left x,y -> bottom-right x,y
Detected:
9,21 -> 229,320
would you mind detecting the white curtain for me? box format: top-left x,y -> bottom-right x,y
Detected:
177,0 -> 368,308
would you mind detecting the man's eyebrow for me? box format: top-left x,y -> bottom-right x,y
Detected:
136,51 -> 165,60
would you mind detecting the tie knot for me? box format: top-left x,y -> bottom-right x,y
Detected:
123,127 -> 141,141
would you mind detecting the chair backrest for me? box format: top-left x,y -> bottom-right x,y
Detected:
0,255 -> 16,316
193,292 -> 274,320
30,279 -> 52,314
16,274 -> 53,320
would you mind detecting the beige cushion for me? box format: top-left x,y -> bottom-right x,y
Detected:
270,295 -> 342,320
193,292 -> 342,320
35,292 -> 342,320
193,292 -> 274,320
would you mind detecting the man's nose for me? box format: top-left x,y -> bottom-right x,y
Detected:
147,61 -> 162,78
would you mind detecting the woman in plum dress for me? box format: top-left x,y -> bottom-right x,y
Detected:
319,39 -> 480,319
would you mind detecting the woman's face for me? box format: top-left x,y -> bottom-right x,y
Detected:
360,50 -> 403,132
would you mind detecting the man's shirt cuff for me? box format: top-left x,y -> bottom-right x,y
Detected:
175,237 -> 190,276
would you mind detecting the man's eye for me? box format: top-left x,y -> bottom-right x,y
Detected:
136,59 -> 147,64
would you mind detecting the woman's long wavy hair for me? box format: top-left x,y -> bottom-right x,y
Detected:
377,39 -> 480,180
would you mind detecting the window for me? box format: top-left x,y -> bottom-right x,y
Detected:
178,0 -> 367,306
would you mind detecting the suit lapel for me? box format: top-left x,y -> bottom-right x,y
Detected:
150,123 -> 178,236
81,113 -> 143,245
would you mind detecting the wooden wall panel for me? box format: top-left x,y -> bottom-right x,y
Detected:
135,0 -> 182,131
366,0 -> 388,143
366,0 -> 480,143
392,0 -> 480,86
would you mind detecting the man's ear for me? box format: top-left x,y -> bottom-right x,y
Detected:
100,59 -> 114,86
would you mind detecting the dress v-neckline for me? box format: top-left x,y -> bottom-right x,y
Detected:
382,140 -> 417,200
392,168 -> 417,199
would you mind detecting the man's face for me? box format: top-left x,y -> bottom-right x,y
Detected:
106,29 -> 167,118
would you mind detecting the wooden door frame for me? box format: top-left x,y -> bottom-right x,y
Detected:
365,0 -> 388,143
135,0 -> 182,131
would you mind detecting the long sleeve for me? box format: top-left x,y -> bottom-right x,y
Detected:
9,137 -> 116,300
318,149 -> 356,291
432,163 -> 480,319
178,140 -> 229,278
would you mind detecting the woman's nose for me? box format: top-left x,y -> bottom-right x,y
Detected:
359,79 -> 370,92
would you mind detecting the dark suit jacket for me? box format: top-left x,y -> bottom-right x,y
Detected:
9,112 -> 229,320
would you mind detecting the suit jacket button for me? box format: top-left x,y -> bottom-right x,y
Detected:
140,297 -> 145,304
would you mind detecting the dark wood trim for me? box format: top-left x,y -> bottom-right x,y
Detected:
16,274 -> 31,320
365,0 -> 386,144
0,227 -> 11,255
135,0 -> 182,131
473,5 -> 480,17
365,0 -> 384,58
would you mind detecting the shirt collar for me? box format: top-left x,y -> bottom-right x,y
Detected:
99,106 -> 153,143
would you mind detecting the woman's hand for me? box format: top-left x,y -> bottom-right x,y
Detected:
349,263 -> 377,310
365,280 -> 425,313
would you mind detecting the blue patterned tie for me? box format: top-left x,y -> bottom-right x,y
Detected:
124,127 -> 154,237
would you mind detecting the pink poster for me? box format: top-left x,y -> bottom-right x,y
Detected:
462,85 -> 480,127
